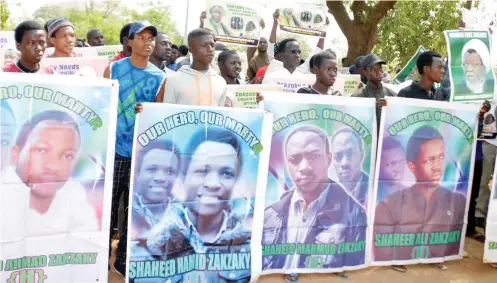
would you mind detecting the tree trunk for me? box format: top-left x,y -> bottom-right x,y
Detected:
464,0 -> 473,9
327,0 -> 397,65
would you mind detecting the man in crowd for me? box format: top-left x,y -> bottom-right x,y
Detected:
148,32 -> 174,75
374,126 -> 466,262
354,56 -> 367,84
103,20 -> 166,276
330,128 -> 369,207
46,17 -> 76,58
3,20 -> 54,74
353,53 -> 396,130
110,23 -> 133,63
263,126 -> 367,271
377,137 -> 406,204
398,51 -> 445,100
176,44 -> 188,63
218,50 -> 243,85
167,44 -> 179,70
247,37 -> 269,81
86,28 -> 105,46
297,51 -> 341,95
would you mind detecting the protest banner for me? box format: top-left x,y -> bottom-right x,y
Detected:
484,157 -> 497,263
0,31 -> 15,49
126,103 -> 272,283
225,84 -> 283,108
277,1 -> 327,38
0,73 -> 118,282
372,97 -> 478,265
480,100 -> 497,139
44,45 -> 122,60
40,56 -> 109,77
261,93 -> 376,274
205,0 -> 262,46
262,74 -> 315,92
392,45 -> 426,84
338,74 -> 361,96
444,30 -> 496,102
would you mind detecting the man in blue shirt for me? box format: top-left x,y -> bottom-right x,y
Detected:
103,20 -> 166,277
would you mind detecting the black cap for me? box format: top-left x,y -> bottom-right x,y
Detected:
362,53 -> 386,70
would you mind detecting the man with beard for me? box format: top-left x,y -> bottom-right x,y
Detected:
330,127 -> 369,208
297,51 -> 342,95
204,5 -> 236,36
218,50 -> 243,84
377,137 -> 406,203
457,39 -> 494,94
262,126 -> 367,274
374,126 -> 466,261
86,28 -> 105,46
148,32 -> 174,75
3,21 -> 54,74
46,18 -> 76,58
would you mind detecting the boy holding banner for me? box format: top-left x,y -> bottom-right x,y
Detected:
297,51 -> 342,95
103,20 -> 166,276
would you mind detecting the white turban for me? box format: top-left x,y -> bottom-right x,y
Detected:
461,38 -> 491,72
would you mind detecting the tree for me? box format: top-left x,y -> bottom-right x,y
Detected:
327,0 -> 397,65
374,1 -> 461,69
0,0 -> 10,30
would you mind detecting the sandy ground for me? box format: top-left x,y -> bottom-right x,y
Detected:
108,237 -> 497,283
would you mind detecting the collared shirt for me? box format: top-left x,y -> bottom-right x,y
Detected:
183,207 -> 229,253
284,184 -> 330,269
398,81 -> 444,101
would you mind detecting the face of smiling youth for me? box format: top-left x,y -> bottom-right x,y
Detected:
183,141 -> 239,217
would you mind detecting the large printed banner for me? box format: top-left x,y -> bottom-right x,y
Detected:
261,93 -> 376,274
126,103 -> 272,282
393,45 -> 426,84
0,73 -> 118,282
278,1 -> 327,38
205,0 -> 262,46
444,30 -> 496,102
484,157 -> 497,263
40,57 -> 109,77
373,97 -> 478,265
262,74 -> 315,92
44,45 -> 122,60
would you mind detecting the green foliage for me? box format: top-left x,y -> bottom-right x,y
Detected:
0,0 -> 10,30
374,0 -> 461,69
32,0 -> 183,45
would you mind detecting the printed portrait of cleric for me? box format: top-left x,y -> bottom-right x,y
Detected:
140,127 -> 252,282
374,126 -> 466,261
3,110 -> 98,236
456,39 -> 494,95
330,127 -> 369,208
262,126 -> 367,270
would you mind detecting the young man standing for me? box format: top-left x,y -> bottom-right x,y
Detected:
167,44 -> 179,70
148,32 -> 174,75
297,51 -> 341,95
103,20 -> 166,277
247,37 -> 269,81
86,28 -> 105,46
46,18 -> 76,58
110,23 -> 134,63
218,50 -> 243,85
3,21 -> 54,74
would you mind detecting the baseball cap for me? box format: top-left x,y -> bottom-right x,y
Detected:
362,53 -> 386,70
129,21 -> 158,38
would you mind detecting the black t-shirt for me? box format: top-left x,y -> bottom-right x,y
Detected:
297,85 -> 342,96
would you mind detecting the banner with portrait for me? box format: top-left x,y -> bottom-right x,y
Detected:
40,57 -> 109,77
484,157 -> 497,263
205,0 -> 263,46
372,97 -> 479,266
44,45 -> 122,60
261,93 -> 376,275
277,0 -> 328,38
225,84 -> 283,108
0,73 -> 118,282
444,30 -> 496,102
479,100 -> 497,139
262,74 -> 315,92
126,103 -> 272,282
392,45 -> 426,84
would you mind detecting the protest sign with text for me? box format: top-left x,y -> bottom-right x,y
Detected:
40,57 -> 109,77
277,1 -> 327,38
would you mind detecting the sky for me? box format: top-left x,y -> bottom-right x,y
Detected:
3,0 -> 497,64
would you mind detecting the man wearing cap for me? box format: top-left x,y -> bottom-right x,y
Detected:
103,20 -> 166,277
353,53 -> 396,130
46,18 -> 76,58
